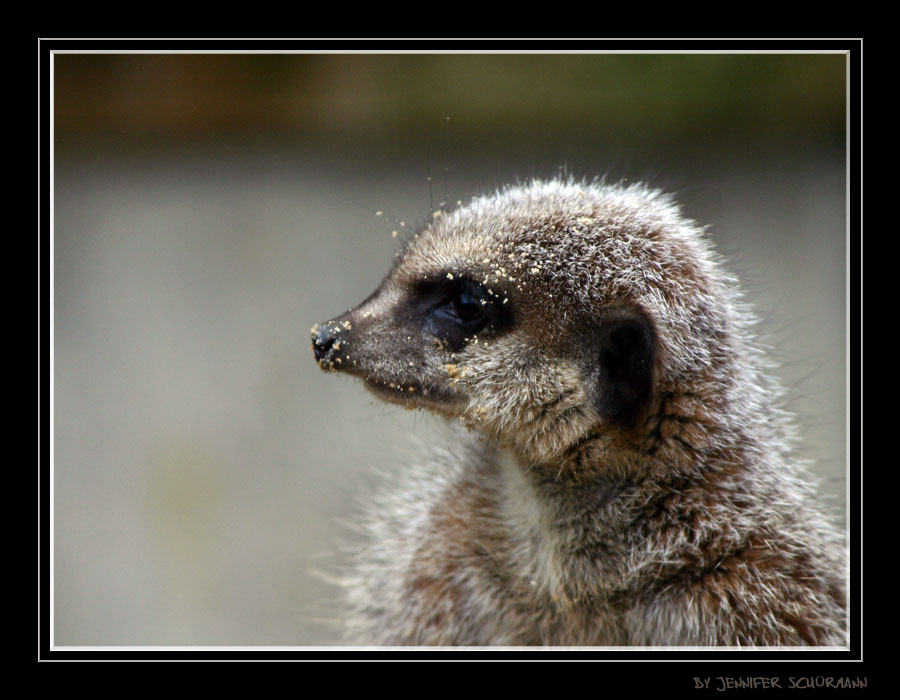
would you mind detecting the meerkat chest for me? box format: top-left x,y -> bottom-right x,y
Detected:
416,448 -> 632,645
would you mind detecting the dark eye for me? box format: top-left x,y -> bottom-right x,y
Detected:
449,289 -> 486,324
434,279 -> 491,331
421,277 -> 508,351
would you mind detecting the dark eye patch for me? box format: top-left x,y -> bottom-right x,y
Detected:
412,275 -> 513,352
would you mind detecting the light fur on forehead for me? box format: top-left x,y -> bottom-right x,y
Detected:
403,178 -> 743,381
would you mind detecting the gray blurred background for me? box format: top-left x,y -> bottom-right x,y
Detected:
52,52 -> 848,646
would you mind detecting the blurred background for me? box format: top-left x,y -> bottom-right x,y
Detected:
52,51 -> 848,646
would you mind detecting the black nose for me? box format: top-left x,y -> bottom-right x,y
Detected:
312,327 -> 334,361
312,322 -> 344,364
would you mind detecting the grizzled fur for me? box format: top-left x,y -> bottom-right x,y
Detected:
312,178 -> 847,646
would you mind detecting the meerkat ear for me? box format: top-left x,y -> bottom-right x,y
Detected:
595,312 -> 656,423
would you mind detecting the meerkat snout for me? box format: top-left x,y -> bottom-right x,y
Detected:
311,323 -> 339,364
312,177 -> 847,646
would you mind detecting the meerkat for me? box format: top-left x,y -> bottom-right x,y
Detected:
310,177 -> 847,646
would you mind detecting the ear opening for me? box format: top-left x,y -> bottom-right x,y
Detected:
596,312 -> 656,423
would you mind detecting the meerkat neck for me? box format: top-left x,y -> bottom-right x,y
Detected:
492,374 -> 779,580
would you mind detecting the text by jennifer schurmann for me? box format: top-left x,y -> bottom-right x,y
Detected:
694,677 -> 867,690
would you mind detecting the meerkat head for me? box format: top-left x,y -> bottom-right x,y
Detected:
312,178 -> 734,466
